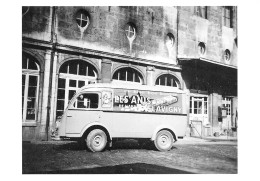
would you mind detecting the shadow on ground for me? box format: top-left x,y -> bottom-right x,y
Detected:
25,163 -> 193,174
52,139 -> 177,151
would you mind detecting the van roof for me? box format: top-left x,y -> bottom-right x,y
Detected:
78,82 -> 185,93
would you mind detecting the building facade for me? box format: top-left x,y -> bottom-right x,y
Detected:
22,6 -> 237,141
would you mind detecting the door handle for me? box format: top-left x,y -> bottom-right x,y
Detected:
67,115 -> 72,117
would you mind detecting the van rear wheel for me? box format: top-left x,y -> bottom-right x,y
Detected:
154,130 -> 174,151
86,129 -> 107,152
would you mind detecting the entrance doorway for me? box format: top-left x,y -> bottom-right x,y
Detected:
222,97 -> 232,130
189,95 -> 209,125
189,95 -> 209,137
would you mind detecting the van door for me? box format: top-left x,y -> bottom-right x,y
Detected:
65,92 -> 100,135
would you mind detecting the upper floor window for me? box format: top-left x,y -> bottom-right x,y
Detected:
198,42 -> 206,55
125,23 -> 136,40
112,67 -> 143,84
155,74 -> 180,88
76,10 -> 90,28
195,6 -> 207,19
222,6 -> 232,28
166,33 -> 175,48
224,49 -> 231,61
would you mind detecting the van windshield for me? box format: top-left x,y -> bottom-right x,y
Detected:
73,93 -> 99,109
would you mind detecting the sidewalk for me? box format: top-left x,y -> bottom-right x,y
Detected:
175,135 -> 237,145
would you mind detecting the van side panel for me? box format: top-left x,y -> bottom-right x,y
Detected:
102,111 -> 187,138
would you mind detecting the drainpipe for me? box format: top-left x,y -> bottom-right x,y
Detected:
176,6 -> 179,64
46,6 -> 57,140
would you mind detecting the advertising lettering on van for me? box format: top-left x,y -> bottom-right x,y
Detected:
114,91 -> 182,114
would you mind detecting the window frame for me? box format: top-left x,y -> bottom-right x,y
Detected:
222,6 -> 232,28
22,56 -> 40,123
56,60 -> 98,118
112,67 -> 143,84
155,74 -> 180,88
71,92 -> 100,110
76,12 -> 90,28
194,6 -> 207,19
189,96 -> 208,115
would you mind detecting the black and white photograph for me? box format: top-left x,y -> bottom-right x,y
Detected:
2,0 -> 260,178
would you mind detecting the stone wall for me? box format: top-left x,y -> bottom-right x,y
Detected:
178,6 -> 237,67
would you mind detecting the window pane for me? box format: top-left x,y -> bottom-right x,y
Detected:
22,85 -> 25,98
28,87 -> 37,97
79,64 -> 86,76
22,57 -> 27,69
28,59 -> 38,70
22,97 -> 24,111
204,102 -> 207,114
22,75 -> 25,86
58,89 -> 65,99
160,77 -> 165,86
57,100 -> 65,110
88,69 -> 95,77
78,80 -> 85,88
27,98 -> 36,109
58,78 -> 66,88
69,79 -> 76,87
69,90 -> 76,101
135,74 -> 140,83
194,101 -> 197,109
81,20 -> 88,27
76,93 -> 99,109
119,70 -> 126,81
56,111 -> 64,118
69,62 -> 77,75
127,70 -> 133,81
26,108 -> 36,120
194,108 -> 197,114
59,63 -> 68,73
29,76 -> 38,86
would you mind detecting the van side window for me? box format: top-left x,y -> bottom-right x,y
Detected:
74,93 -> 99,109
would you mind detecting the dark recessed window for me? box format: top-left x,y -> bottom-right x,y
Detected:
59,60 -> 97,77
222,6 -> 232,28
195,6 -> 207,19
224,49 -> 231,61
155,74 -> 179,88
198,42 -> 206,55
76,11 -> 90,28
166,33 -> 175,47
125,23 -> 136,39
113,67 -> 143,83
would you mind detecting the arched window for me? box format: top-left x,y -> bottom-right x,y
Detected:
22,53 -> 40,122
112,67 -> 143,84
155,74 -> 180,88
56,60 -> 98,118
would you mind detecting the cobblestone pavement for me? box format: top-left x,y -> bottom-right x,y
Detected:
22,138 -> 237,174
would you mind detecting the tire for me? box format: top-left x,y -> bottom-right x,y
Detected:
154,130 -> 174,151
85,129 -> 107,152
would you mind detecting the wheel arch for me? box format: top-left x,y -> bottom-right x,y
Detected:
151,126 -> 177,142
80,122 -> 112,142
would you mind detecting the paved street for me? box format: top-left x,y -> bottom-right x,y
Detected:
22,137 -> 237,174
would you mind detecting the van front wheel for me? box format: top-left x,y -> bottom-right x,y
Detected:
86,129 -> 107,152
154,130 -> 174,151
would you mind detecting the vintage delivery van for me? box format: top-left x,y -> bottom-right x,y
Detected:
57,83 -> 187,152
